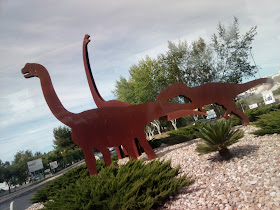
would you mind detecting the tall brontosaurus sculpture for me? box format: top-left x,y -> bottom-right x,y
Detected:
82,34 -> 131,108
22,63 -> 202,175
82,34 -> 138,158
156,78 -> 274,125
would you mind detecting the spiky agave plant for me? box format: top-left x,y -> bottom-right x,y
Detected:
195,120 -> 244,160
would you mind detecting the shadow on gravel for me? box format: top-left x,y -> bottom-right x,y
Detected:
231,144 -> 260,158
209,144 -> 260,162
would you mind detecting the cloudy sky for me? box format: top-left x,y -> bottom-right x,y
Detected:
0,0 -> 279,162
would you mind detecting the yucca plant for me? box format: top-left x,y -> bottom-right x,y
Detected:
195,120 -> 244,160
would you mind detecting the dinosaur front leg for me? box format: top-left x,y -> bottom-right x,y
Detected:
123,143 -> 138,160
82,148 -> 97,175
137,132 -> 157,160
223,108 -> 232,120
98,147 -> 112,167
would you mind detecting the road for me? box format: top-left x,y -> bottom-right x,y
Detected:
0,186 -> 39,210
0,159 -> 85,210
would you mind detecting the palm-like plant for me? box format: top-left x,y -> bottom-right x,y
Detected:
195,120 -> 244,160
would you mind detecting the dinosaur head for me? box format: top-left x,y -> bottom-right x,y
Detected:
22,63 -> 41,78
83,34 -> 91,45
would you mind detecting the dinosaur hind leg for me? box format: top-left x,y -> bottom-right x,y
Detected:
137,132 -> 157,160
82,148 -> 97,175
225,101 -> 249,126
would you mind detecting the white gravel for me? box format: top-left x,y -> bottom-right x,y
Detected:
28,125 -> 280,210
147,125 -> 279,210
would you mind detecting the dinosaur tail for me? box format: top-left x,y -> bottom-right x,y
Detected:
238,78 -> 274,93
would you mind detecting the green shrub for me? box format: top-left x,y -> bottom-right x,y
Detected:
230,104 -> 280,126
31,161 -> 105,203
148,139 -> 163,149
230,114 -> 242,126
253,109 -> 280,136
157,123 -> 204,146
245,104 -> 280,122
195,120 -> 244,160
273,87 -> 280,95
111,153 -> 119,163
43,159 -> 193,210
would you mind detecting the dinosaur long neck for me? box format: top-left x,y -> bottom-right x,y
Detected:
237,78 -> 274,94
160,101 -> 197,117
143,102 -> 197,123
37,66 -> 75,127
83,42 -> 106,108
156,82 -> 192,102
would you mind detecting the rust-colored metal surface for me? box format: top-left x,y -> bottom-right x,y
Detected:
156,78 -> 274,125
82,34 -> 138,158
22,63 -> 202,175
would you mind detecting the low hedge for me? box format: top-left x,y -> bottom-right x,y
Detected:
150,123 -> 204,148
231,104 -> 280,126
253,109 -> 280,136
31,161 -> 105,203
38,160 -> 193,210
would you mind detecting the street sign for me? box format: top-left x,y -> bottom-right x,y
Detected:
262,91 -> 276,105
49,161 -> 58,170
27,158 -> 43,173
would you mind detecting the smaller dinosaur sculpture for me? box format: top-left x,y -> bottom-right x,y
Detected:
22,63 -> 203,175
156,78 -> 274,125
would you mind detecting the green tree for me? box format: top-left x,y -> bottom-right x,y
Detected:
53,126 -> 77,151
3,163 -> 17,193
183,38 -> 217,87
0,160 -> 4,183
114,18 -> 258,130
12,150 -> 33,185
158,40 -> 188,85
212,17 -> 257,83
114,56 -> 161,104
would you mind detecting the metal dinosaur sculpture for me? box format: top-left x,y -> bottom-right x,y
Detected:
156,78 -> 274,125
82,34 -> 138,158
21,63 -> 202,175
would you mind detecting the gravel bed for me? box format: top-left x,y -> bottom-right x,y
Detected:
28,125 -> 280,209
139,125 -> 279,210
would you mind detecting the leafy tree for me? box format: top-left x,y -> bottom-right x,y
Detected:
158,40 -> 188,85
3,163 -> 17,193
161,38 -> 216,88
34,151 -> 42,156
211,17 -> 257,83
159,17 -> 258,88
114,18 -> 258,131
0,160 -> 4,183
195,120 -> 244,160
53,126 -> 77,151
12,150 -> 33,184
114,56 -> 161,104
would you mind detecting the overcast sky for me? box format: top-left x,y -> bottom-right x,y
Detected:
0,0 -> 279,162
